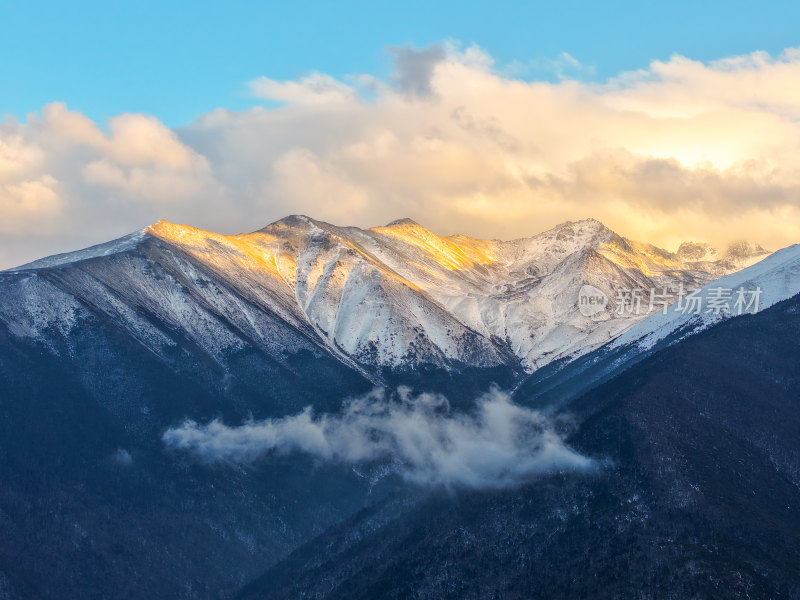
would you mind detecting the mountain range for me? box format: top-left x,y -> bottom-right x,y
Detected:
0,216 -> 797,599
0,216 -> 769,381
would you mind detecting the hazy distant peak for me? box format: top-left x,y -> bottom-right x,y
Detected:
676,241 -> 717,261
725,240 -> 769,258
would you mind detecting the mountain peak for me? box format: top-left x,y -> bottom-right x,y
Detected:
146,219 -> 194,235
726,240 -> 769,258
259,214 -> 319,231
676,241 -> 717,261
146,220 -> 243,250
527,217 -> 610,239
383,217 -> 423,228
571,217 -> 603,225
556,217 -> 605,227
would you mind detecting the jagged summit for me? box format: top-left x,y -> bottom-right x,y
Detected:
260,214 -> 319,231
726,239 -> 769,258
555,217 -> 605,229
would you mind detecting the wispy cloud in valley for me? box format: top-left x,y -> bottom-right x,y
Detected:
162,388 -> 592,489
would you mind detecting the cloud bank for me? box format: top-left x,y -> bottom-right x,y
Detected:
4,43 -> 800,267
162,388 -> 592,489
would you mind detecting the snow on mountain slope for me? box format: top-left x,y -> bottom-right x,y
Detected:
1,230 -> 322,369
513,242 -> 800,408
342,218 -> 765,369
0,216 -> 769,376
610,242 -> 800,352
146,217 -> 509,372
14,230 -> 148,271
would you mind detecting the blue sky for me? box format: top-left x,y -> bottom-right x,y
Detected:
3,0 -> 800,125
3,1 -> 800,268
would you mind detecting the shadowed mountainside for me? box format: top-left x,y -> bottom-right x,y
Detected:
237,293 -> 800,600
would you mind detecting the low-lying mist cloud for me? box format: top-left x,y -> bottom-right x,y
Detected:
162,388 -> 592,489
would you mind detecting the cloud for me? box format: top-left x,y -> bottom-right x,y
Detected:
248,73 -> 360,105
521,51 -> 596,80
0,175 -> 62,234
4,44 -> 800,267
0,103 -> 221,266
162,388 -> 592,489
388,44 -> 447,98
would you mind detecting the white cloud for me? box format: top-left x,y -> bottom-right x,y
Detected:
162,388 -> 592,489
248,73 -> 360,105
0,175 -> 62,233
3,44 -> 800,268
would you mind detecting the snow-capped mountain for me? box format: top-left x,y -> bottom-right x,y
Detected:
608,242 -> 800,352
0,216 -> 797,600
353,217 -> 766,370
0,216 -> 770,380
515,241 -> 800,406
